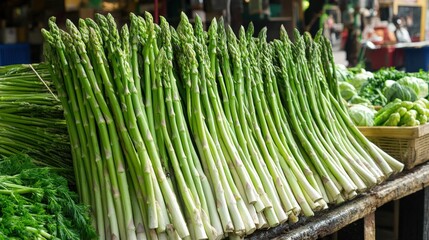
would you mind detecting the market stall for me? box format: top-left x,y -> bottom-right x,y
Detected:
364,0 -> 428,71
1,2 -> 429,240
379,0 -> 427,42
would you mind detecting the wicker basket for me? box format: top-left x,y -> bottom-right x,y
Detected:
358,124 -> 429,169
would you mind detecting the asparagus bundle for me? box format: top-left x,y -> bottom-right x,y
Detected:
42,12 -> 403,239
0,64 -> 72,175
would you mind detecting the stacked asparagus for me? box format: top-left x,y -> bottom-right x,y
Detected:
0,64 -> 72,175
42,12 -> 403,239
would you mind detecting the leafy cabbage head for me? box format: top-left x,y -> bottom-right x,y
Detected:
348,104 -> 376,126
349,95 -> 372,106
383,82 -> 417,102
336,64 -> 350,82
348,70 -> 374,90
338,82 -> 357,101
397,76 -> 428,98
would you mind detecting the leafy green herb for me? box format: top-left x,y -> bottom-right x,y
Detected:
0,155 -> 96,240
373,67 -> 407,81
359,76 -> 387,106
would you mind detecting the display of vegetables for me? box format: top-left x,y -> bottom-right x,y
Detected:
374,98 -> 429,126
381,76 -> 429,103
342,67 -> 429,127
0,64 -> 72,179
41,12 -> 404,239
338,66 -> 429,106
0,154 -> 95,240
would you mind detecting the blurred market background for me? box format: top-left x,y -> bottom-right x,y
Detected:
1,0 -> 428,70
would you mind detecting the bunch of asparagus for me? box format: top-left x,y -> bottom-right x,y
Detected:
42,12 -> 403,239
0,64 -> 72,175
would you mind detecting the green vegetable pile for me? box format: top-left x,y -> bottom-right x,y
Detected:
0,155 -> 95,240
42,12 -> 403,239
338,67 -> 429,106
0,64 -> 72,179
374,98 -> 429,126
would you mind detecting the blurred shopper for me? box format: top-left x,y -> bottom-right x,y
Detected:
339,0 -> 378,66
304,0 -> 325,37
393,16 -> 411,43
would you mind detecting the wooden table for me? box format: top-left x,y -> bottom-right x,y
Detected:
247,161 -> 429,240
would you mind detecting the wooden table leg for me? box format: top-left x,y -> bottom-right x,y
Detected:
424,187 -> 429,240
393,200 -> 399,240
364,212 -> 376,240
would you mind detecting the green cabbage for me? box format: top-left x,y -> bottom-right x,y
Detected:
348,70 -> 374,90
335,64 -> 350,82
383,82 -> 417,102
349,95 -> 372,106
338,82 -> 357,101
384,80 -> 396,88
348,104 -> 376,126
397,76 -> 428,98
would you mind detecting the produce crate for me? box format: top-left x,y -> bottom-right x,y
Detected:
0,43 -> 30,66
358,124 -> 429,169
